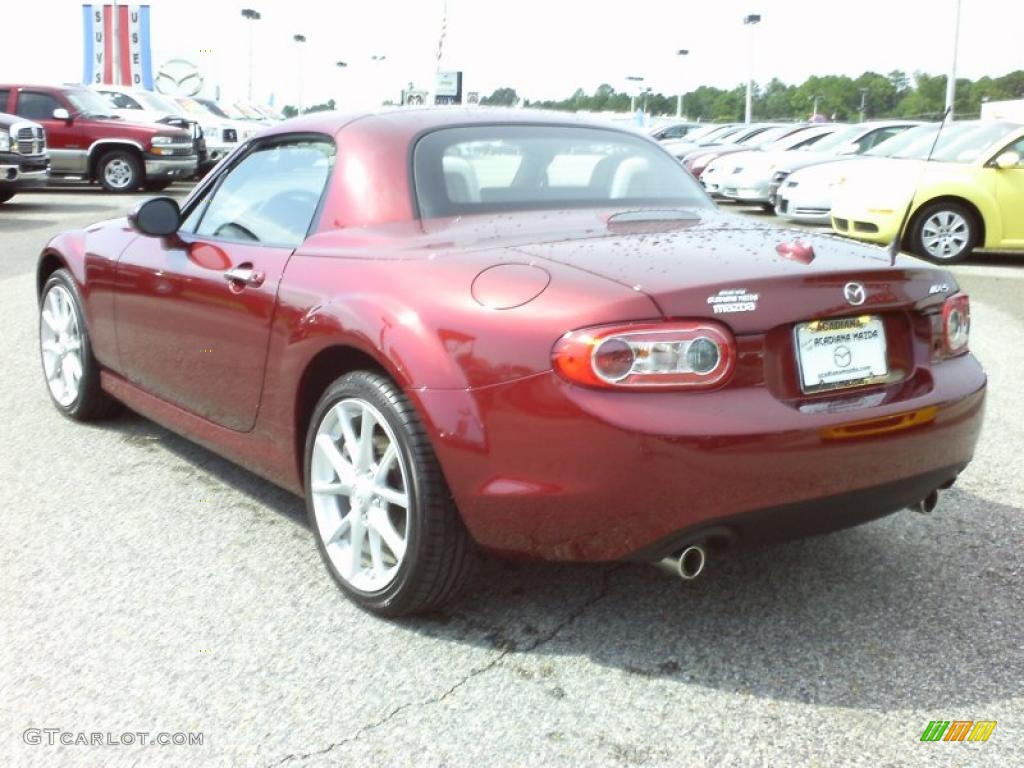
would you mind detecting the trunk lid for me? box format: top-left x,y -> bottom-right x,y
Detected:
507,209 -> 952,330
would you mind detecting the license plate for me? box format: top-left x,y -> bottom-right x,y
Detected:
794,316 -> 888,393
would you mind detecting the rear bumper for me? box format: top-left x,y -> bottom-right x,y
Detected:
417,354 -> 986,562
144,155 -> 198,179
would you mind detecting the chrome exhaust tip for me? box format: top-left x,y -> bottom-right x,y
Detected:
910,489 -> 940,515
658,544 -> 707,581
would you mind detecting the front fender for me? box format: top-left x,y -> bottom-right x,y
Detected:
38,219 -> 137,371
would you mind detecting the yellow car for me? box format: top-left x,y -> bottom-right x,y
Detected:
830,121 -> 1024,263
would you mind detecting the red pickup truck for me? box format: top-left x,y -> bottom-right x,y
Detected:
0,84 -> 197,192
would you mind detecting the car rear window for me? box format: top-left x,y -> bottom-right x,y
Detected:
413,124 -> 711,218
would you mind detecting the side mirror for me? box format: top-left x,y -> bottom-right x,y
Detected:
835,141 -> 860,156
993,151 -> 1021,170
129,197 -> 181,237
52,108 -> 71,122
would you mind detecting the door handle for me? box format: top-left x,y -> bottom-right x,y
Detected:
223,264 -> 265,288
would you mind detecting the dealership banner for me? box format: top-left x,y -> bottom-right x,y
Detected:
82,4 -> 153,88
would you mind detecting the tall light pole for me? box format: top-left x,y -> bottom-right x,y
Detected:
676,49 -> 689,118
241,8 -> 261,103
743,14 -> 761,123
626,75 -> 644,113
293,34 -> 306,113
859,88 -> 869,122
945,0 -> 963,120
369,55 -> 387,106
335,61 -> 347,110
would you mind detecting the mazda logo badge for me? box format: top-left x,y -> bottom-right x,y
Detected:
844,282 -> 866,306
155,59 -> 204,97
833,345 -> 852,368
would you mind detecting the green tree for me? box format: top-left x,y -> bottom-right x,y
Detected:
480,87 -> 519,106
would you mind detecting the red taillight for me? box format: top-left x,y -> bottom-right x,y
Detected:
552,321 -> 736,390
942,294 -> 970,357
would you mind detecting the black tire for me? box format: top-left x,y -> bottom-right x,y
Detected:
304,371 -> 476,617
0,191 -> 14,205
39,269 -> 118,421
96,149 -> 142,193
143,179 -> 173,192
909,201 -> 979,264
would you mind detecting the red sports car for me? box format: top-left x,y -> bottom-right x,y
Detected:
37,109 -> 985,617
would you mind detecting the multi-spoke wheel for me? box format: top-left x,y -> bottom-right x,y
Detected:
304,371 -> 476,617
911,202 -> 978,264
97,150 -> 142,193
38,269 -> 116,420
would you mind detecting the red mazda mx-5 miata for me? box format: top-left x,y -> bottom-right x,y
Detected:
37,109 -> 985,616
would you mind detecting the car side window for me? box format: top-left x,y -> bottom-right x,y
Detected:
15,92 -> 61,121
189,138 -> 335,247
1001,137 -> 1024,164
0,90 -> 10,112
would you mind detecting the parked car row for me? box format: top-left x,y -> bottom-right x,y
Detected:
0,83 -> 282,203
668,117 -> 1024,263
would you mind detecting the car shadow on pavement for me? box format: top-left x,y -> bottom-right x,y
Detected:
95,409 -> 307,528
0,217 -> 59,233
94,409 -> 1021,713
1,201 -> 129,216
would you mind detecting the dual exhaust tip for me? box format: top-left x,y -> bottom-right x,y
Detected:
911,489 -> 940,515
658,544 -> 707,582
657,485 -> 948,581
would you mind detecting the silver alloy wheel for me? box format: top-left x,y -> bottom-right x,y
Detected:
920,210 -> 970,261
40,284 -> 84,407
311,398 -> 411,593
103,157 -> 134,190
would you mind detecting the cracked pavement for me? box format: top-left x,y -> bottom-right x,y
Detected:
1,188 -> 1022,767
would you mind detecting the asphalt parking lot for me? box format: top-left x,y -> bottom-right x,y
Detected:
1,185 -> 1021,768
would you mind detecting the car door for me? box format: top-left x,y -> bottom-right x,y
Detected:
990,136 -> 1024,247
114,134 -> 336,431
12,90 -> 86,174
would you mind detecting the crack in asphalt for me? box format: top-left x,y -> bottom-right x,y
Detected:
266,565 -> 625,767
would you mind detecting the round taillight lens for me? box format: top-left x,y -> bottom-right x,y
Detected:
592,338 -> 635,381
947,308 -> 967,348
686,337 -> 720,374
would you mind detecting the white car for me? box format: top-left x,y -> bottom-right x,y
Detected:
193,99 -> 260,142
172,96 -> 254,163
775,124 -> 942,224
699,124 -> 844,200
93,85 -> 235,171
717,121 -> 924,207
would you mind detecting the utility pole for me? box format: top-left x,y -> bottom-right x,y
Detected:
945,0 -> 963,119
626,75 -> 644,113
293,34 -> 306,112
859,88 -> 868,122
241,9 -> 262,103
676,49 -> 689,118
743,14 -> 761,123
